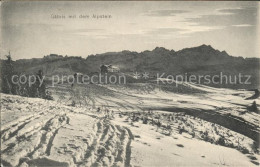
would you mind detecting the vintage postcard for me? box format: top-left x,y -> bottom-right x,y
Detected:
0,1 -> 259,167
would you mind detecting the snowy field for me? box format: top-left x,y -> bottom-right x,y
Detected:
1,82 -> 259,167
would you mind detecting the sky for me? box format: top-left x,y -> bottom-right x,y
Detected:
1,1 -> 260,60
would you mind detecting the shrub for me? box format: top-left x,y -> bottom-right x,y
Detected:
142,117 -> 148,124
216,136 -> 225,146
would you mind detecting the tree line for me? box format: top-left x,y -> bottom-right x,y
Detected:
0,53 -> 53,100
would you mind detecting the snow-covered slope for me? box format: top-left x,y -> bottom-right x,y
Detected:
1,83 -> 259,167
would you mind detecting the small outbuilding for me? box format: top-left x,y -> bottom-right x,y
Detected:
100,64 -> 120,73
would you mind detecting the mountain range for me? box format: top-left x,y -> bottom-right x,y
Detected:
2,44 -> 259,89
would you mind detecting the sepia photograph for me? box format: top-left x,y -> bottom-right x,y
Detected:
0,1 -> 260,167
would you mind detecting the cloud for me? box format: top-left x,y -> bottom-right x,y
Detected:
180,25 -> 225,34
143,28 -> 186,34
217,7 -> 256,15
184,7 -> 257,27
74,28 -> 104,32
144,9 -> 189,17
217,8 -> 243,15
3,23 -> 61,30
69,28 -> 104,34
65,28 -> 106,37
232,24 -> 253,27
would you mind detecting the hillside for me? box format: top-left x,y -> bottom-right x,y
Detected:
1,82 -> 260,166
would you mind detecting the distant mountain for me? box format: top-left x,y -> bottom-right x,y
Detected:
85,44 -> 259,75
1,45 -> 259,89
